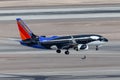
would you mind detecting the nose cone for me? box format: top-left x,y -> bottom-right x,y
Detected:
99,37 -> 108,42
103,38 -> 108,42
104,38 -> 108,42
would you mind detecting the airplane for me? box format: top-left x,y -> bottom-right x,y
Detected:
16,18 -> 108,55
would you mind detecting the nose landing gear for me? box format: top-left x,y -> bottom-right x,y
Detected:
96,46 -> 99,51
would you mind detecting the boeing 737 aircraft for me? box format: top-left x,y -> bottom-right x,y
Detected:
16,18 -> 108,55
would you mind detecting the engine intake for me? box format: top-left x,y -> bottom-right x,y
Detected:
77,44 -> 88,50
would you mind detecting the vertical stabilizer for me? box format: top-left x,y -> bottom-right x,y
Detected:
16,18 -> 32,40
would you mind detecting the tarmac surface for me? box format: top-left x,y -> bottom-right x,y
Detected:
0,4 -> 120,80
0,38 -> 120,80
0,18 -> 120,80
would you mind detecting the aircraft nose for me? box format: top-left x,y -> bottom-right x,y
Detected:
103,38 -> 108,42
99,37 -> 108,42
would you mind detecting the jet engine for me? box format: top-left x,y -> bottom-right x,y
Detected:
77,44 -> 89,50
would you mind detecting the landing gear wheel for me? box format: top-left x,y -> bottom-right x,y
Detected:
96,46 -> 99,51
65,50 -> 69,55
56,49 -> 61,53
74,47 -> 78,51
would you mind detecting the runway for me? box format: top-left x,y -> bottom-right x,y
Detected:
0,21 -> 120,80
0,38 -> 120,80
0,4 -> 120,80
1,4 -> 120,20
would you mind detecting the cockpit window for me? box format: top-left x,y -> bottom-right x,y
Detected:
90,36 -> 99,39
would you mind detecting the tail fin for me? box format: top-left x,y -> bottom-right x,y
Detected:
16,18 -> 33,40
16,18 -> 39,45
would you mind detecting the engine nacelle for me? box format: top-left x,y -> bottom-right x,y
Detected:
77,44 -> 89,50
50,45 -> 58,50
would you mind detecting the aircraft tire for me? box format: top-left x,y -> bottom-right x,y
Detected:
65,50 -> 69,55
56,49 -> 61,53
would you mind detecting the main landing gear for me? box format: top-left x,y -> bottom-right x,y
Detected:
56,49 -> 70,55
56,49 -> 87,60
56,49 -> 61,53
65,50 -> 69,55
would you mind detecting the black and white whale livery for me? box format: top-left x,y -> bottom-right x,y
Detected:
16,18 -> 108,55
